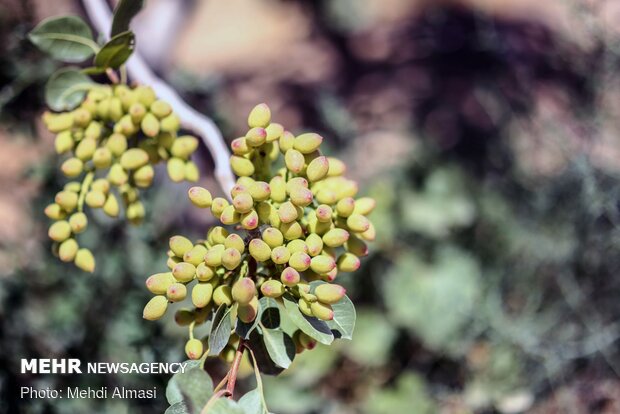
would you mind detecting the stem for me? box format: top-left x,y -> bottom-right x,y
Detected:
225,339 -> 246,399
105,68 -> 120,84
201,389 -> 232,414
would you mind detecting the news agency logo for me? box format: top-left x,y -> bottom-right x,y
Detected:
21,359 -> 188,374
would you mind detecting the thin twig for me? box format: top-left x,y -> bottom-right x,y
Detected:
226,339 -> 246,399
81,0 -> 236,197
105,68 -> 119,84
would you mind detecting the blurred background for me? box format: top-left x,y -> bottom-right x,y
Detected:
2,0 -> 620,413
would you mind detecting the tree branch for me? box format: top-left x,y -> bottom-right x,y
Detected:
81,0 -> 236,197
226,339 -> 246,399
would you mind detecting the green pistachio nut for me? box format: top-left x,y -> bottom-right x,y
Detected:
69,212 -> 88,234
305,233 -> 324,256
107,163 -> 128,186
314,284 -> 346,304
323,228 -> 350,247
166,283 -> 187,302
238,296 -> 259,323
44,203 -> 66,220
167,157 -> 186,182
271,246 -> 290,264
55,191 -> 78,211
315,188 -> 337,205
54,131 -> 73,154
241,210 -> 259,230
61,158 -> 83,178
306,156 -> 329,182
286,239 -> 308,254
261,280 -> 285,298
248,103 -> 271,128
171,136 -> 199,159
196,263 -> 216,282
188,186 -> 213,208
106,133 -> 128,156
150,100 -> 172,118
232,277 -> 256,305
183,244 -> 208,266
310,255 -> 336,274
284,149 -> 305,174
280,221 -> 303,240
262,227 -> 284,248
58,238 -> 79,262
360,222 -> 376,241
207,226 -> 229,245
346,213 -> 370,232
278,201 -> 298,224
172,262 -> 196,283
310,301 -> 333,321
204,244 -> 225,267
143,295 -> 168,320
210,197 -> 229,217
127,201 -> 145,224
224,234 -> 245,253
289,251 -> 311,272
140,112 -> 160,137
248,181 -> 271,201
90,179 -> 110,194
280,267 -> 300,287
213,285 -> 233,307
294,133 -> 323,154
245,127 -> 267,147
289,186 -> 313,207
345,234 -> 368,257
336,197 -> 355,217
192,282 -> 214,308
222,248 -> 242,270
279,130 -> 295,153
146,272 -> 176,295
85,190 -> 106,208
220,205 -> 241,225
120,148 -> 149,170
249,238 -> 271,262
327,157 -> 346,176
160,113 -> 180,132
103,193 -> 120,217
134,164 -> 155,188
337,252 -> 361,272
64,181 -> 82,192
48,220 -> 71,242
230,155 -> 255,177
128,102 -> 146,123
353,197 -> 376,215
269,176 -> 287,202
45,112 -> 74,133
72,108 -> 92,127
232,193 -> 254,214
265,123 -> 283,143
92,147 -> 112,168
185,338 -> 203,360
75,248 -> 95,272
298,298 -> 313,317
231,137 -> 251,155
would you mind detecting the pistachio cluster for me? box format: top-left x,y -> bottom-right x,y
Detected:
143,103 -> 375,360
44,84 -> 200,272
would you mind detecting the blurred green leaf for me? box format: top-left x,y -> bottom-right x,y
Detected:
94,31 -> 135,69
261,328 -> 295,369
238,388 -> 268,414
28,16 -> 98,62
208,305 -> 232,356
281,294 -> 333,345
44,68 -> 95,111
345,308 -> 396,367
384,246 -> 480,354
165,361 -> 212,412
208,398 -> 245,414
364,373 -> 436,414
165,402 -> 189,414
111,0 -> 145,36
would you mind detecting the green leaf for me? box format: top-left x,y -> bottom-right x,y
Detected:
280,294 -> 333,345
262,328 -> 295,369
208,305 -> 232,356
165,402 -> 189,414
247,330 -> 285,376
208,398 -> 245,414
165,362 -> 212,413
94,31 -> 135,69
309,281 -> 356,340
260,297 -> 280,329
28,16 -> 99,62
111,0 -> 145,36
238,389 -> 268,414
45,68 -> 95,111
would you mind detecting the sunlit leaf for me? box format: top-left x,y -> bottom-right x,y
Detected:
29,16 -> 98,62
